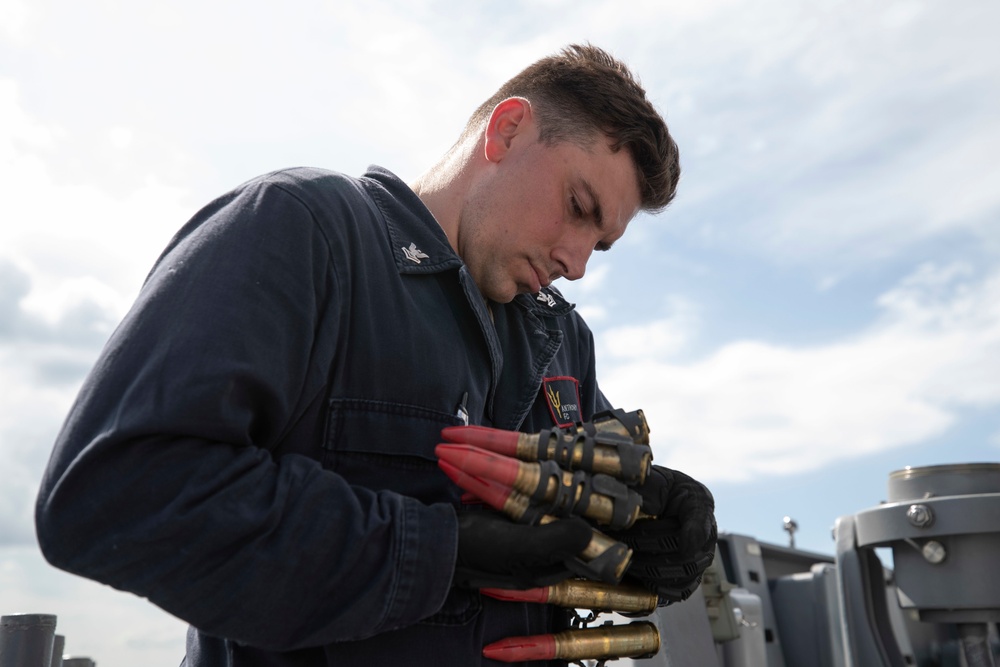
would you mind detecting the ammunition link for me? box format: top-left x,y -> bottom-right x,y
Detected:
589,473 -> 643,530
530,461 -> 591,518
536,430 -> 651,486
575,407 -> 650,445
565,537 -> 632,585
523,461 -> 642,530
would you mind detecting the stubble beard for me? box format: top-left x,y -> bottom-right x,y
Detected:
456,192 -> 519,305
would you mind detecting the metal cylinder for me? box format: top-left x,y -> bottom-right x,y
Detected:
547,580 -> 659,614
553,621 -> 660,661
0,614 -> 57,667
888,463 -> 1000,502
49,635 -> 64,667
883,463 -> 1000,622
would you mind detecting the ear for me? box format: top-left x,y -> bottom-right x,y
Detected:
483,97 -> 532,163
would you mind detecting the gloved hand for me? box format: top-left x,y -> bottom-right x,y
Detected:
453,509 -> 593,590
606,465 -> 717,603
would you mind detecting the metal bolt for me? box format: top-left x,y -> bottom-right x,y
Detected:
907,504 -> 934,528
922,540 -> 947,564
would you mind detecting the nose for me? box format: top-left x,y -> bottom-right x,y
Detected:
551,241 -> 592,281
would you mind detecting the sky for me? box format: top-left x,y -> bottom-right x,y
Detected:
1,0 -> 998,665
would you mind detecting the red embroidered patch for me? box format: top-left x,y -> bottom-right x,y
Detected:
542,376 -> 582,427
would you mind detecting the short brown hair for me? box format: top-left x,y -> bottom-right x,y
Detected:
463,44 -> 680,212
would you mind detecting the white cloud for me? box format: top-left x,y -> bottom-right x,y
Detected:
108,126 -> 134,151
0,0 -> 29,42
0,78 -> 194,316
601,263 -> 1000,482
663,1 -> 1000,267
601,297 -> 698,361
0,79 -> 58,150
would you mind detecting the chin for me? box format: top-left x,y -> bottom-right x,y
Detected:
493,293 -> 517,304
482,278 -> 521,304
488,286 -> 520,304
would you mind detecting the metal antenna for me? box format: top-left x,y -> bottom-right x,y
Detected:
783,516 -> 798,549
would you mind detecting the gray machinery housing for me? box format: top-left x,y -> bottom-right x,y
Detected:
626,463 -> 1000,667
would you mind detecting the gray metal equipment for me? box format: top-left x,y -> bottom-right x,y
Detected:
838,463 -> 1000,667
0,614 -> 57,667
49,636 -> 64,667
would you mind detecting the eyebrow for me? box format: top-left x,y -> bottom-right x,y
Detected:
580,180 -> 604,229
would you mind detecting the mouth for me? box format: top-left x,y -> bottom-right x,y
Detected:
529,262 -> 550,292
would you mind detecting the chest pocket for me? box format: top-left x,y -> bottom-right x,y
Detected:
323,397 -> 464,506
323,397 -> 480,627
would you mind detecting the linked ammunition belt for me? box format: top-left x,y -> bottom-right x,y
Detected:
439,408 -> 667,664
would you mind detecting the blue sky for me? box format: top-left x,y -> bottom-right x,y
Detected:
1,1 -> 998,665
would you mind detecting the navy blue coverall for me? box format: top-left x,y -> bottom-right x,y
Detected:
36,166 -> 613,666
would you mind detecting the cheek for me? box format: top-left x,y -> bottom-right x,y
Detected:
522,187 -> 563,233
539,206 -> 569,244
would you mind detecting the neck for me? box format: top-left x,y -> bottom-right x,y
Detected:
410,140 -> 479,254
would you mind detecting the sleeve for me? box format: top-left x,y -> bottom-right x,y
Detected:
34,176 -> 457,651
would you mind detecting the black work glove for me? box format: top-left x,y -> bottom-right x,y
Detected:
606,465 -> 717,603
453,509 -> 593,590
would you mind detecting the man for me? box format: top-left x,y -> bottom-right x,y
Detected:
36,44 -> 715,665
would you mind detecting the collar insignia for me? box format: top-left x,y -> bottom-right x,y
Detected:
402,242 -> 430,264
536,291 -> 557,308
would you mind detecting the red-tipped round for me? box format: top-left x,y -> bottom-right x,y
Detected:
434,444 -> 521,487
460,492 -> 482,505
482,634 -> 557,662
440,425 -> 521,457
436,460 -> 512,512
480,587 -> 551,604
